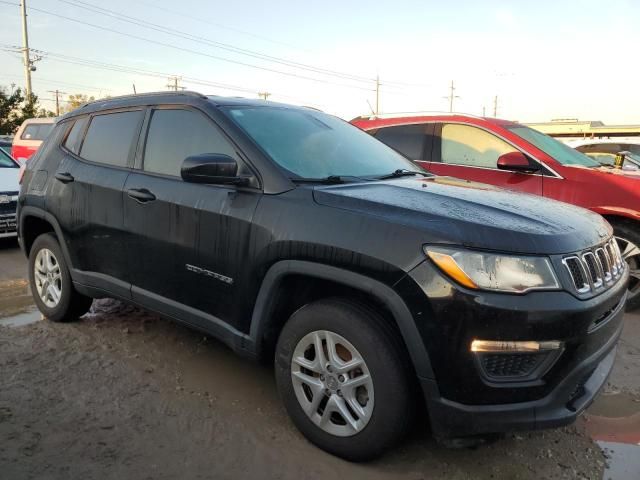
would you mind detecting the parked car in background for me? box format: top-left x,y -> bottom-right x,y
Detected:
352,113 -> 640,309
0,148 -> 20,238
12,117 -> 56,161
567,138 -> 640,171
0,135 -> 13,157
18,92 -> 627,460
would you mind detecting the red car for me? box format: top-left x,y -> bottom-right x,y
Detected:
11,117 -> 55,161
352,113 -> 640,308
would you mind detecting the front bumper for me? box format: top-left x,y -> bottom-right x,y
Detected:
398,258 -> 627,438
421,321 -> 620,437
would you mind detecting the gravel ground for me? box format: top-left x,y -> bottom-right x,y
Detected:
0,240 -> 637,479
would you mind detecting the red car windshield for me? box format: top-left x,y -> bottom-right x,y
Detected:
507,126 -> 600,167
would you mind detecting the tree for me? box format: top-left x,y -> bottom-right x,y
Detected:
0,86 -> 25,135
0,85 -> 56,134
63,93 -> 95,113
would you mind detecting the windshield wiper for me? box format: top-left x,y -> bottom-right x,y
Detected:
291,175 -> 346,184
377,169 -> 429,180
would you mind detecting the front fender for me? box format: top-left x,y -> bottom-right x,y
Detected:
248,260 -> 435,379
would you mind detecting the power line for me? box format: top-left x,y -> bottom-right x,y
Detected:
5,2 -> 375,92
0,44 -> 324,107
56,0 -> 376,84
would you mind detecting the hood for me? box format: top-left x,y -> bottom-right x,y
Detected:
0,168 -> 19,193
313,176 -> 611,255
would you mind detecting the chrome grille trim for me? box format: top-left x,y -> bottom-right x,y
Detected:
563,239 -> 625,295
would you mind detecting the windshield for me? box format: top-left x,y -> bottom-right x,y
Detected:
0,149 -> 17,168
224,106 -> 422,179
507,126 -> 600,167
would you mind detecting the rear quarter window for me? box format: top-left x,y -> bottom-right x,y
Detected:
80,111 -> 144,167
374,124 -> 427,160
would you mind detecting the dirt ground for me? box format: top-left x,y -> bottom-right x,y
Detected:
1,238 -> 638,479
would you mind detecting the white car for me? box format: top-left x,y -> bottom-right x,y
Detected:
567,138 -> 640,171
0,148 -> 20,238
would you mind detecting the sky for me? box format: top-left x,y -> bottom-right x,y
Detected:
0,0 -> 639,123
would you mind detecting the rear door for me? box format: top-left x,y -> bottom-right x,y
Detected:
53,109 -> 144,298
425,123 -> 543,195
123,106 -> 260,328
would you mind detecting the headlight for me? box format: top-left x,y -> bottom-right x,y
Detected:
424,246 -> 560,293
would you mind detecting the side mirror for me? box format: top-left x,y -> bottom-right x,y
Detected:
181,153 -> 248,186
497,151 -> 539,174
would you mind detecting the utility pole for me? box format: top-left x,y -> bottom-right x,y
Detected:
47,89 -> 66,116
493,95 -> 498,117
482,106 -> 486,117
443,80 -> 460,113
258,92 -> 271,100
20,0 -> 33,98
375,75 -> 380,115
166,76 -> 184,91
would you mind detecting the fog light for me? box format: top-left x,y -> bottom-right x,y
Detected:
470,339 -> 562,353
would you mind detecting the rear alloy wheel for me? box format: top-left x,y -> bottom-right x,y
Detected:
28,233 -> 93,322
275,298 -> 413,461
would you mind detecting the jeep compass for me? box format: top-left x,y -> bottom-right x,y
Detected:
18,92 -> 627,460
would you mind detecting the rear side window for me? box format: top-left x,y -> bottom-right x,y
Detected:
64,117 -> 89,154
80,111 -> 143,167
375,124 -> 426,160
143,109 -> 237,177
441,124 -> 516,168
21,123 -> 53,141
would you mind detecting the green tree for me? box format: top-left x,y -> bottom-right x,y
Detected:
64,93 -> 95,113
0,86 -> 55,134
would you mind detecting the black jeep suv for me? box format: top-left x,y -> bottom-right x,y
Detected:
18,92 -> 627,460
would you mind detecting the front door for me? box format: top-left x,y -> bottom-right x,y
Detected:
424,123 -> 543,195
123,107 -> 260,329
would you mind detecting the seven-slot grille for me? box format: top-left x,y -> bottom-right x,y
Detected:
562,239 -> 624,294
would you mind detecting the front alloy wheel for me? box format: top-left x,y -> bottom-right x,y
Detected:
291,330 -> 374,436
616,235 -> 640,305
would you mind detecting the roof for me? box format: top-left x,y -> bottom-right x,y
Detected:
60,91 -> 310,120
351,112 -> 519,129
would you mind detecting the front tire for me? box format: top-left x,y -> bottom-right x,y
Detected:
28,233 -> 93,322
274,298 -> 414,461
610,220 -> 640,310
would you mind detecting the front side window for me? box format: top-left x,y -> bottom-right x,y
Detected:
21,123 -> 54,141
441,124 -> 517,168
507,126 -> 599,167
143,109 -> 237,177
375,124 -> 427,160
224,106 -> 420,179
80,111 -> 143,167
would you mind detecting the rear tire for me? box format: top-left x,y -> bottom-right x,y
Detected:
610,219 -> 640,311
28,233 -> 93,322
274,298 -> 414,461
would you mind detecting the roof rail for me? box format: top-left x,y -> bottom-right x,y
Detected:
79,90 -> 207,109
354,111 -> 483,121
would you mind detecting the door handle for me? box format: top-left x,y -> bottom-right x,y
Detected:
54,172 -> 74,184
127,188 -> 156,203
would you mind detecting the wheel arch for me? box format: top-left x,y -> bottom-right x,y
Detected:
19,207 -> 74,270
248,260 -> 435,379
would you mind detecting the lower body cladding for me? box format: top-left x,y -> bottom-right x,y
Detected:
400,260 -> 628,438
